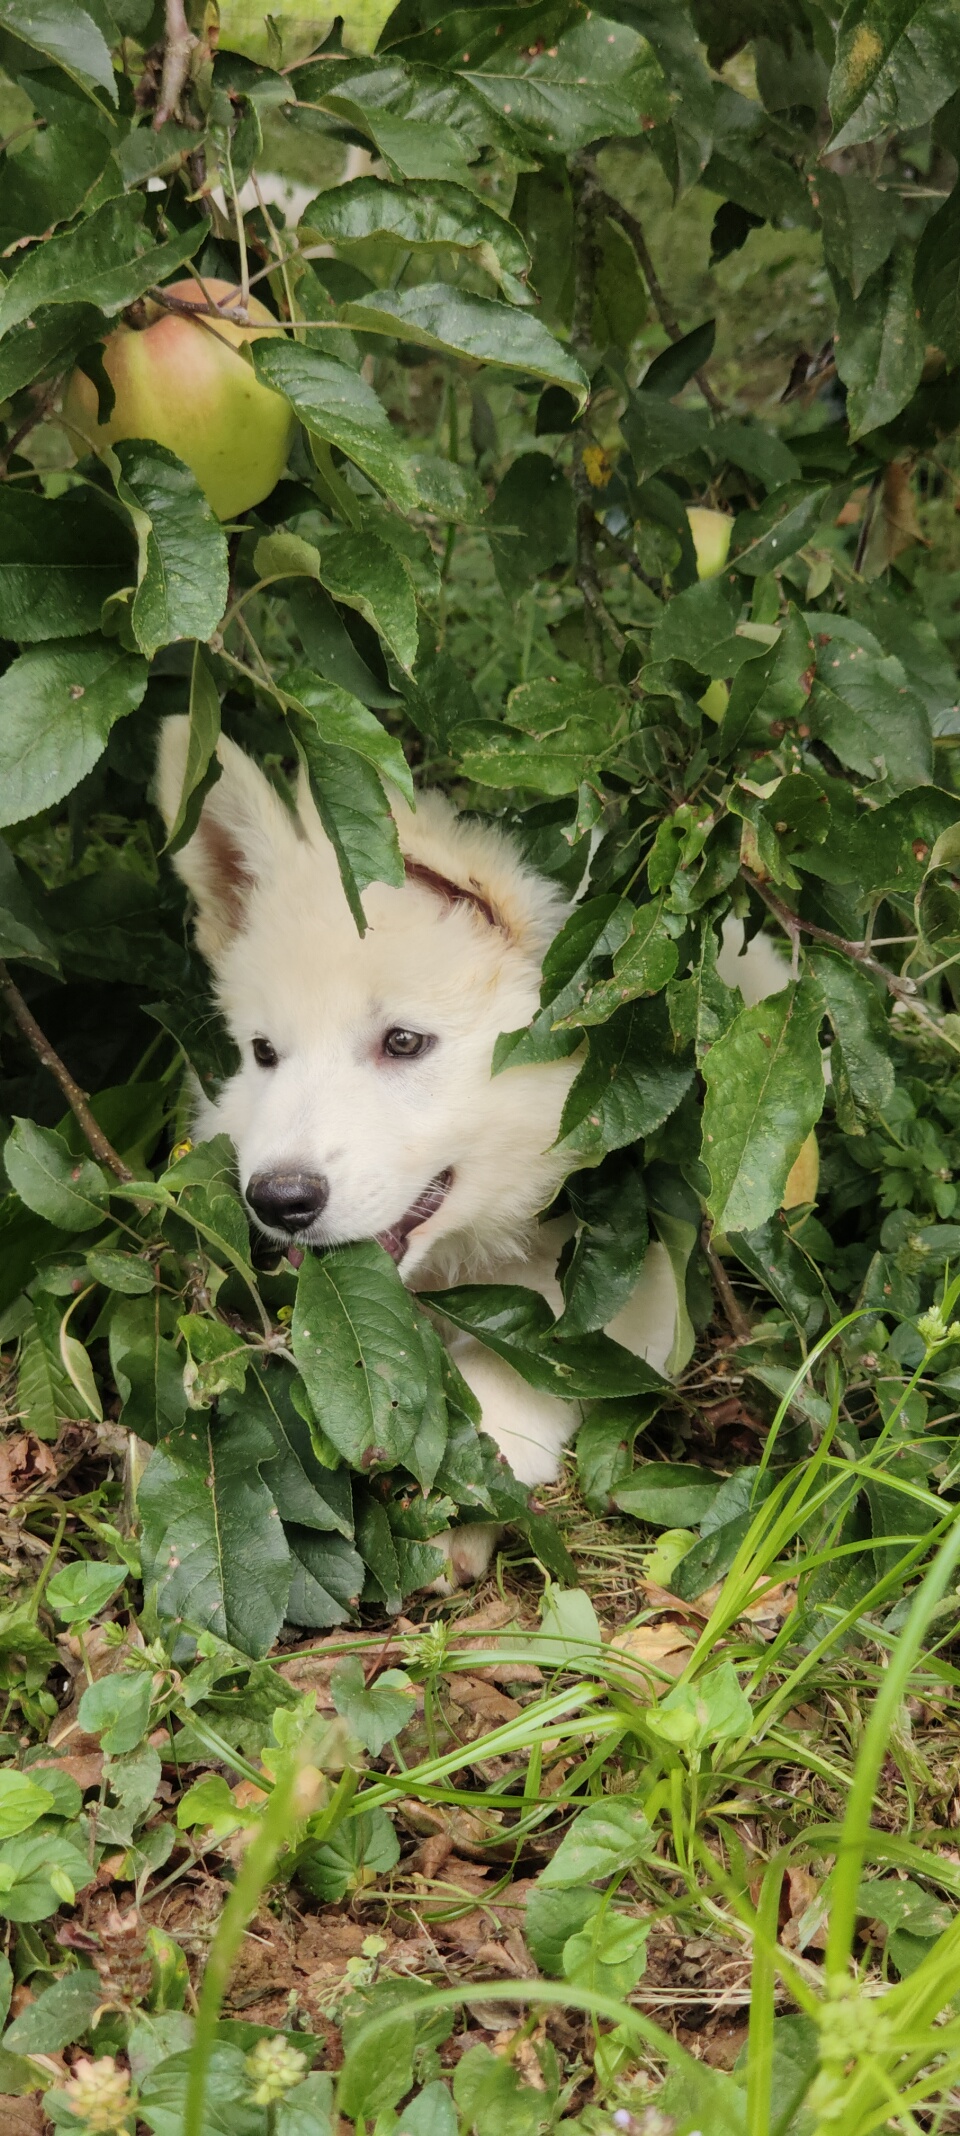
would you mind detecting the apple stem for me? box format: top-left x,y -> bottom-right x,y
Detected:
0,963 -> 133,1182
154,0 -> 197,130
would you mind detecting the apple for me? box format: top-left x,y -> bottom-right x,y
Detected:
783,1131 -> 820,1210
687,505 -> 733,580
62,279 -> 296,521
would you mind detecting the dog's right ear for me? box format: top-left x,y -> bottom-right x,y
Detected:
155,716 -> 301,963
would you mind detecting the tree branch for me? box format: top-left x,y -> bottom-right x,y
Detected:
702,1223 -> 752,1343
740,872 -> 919,1007
0,964 -> 132,1181
154,0 -> 197,129
600,194 -> 723,417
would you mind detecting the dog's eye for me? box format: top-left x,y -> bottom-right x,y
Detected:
252,1037 -> 278,1068
383,1027 -> 431,1059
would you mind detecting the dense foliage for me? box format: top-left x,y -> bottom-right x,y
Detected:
6,0 -> 960,1645
10,2 -> 960,2131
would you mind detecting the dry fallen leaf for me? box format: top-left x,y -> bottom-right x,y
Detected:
608,1620 -> 694,1693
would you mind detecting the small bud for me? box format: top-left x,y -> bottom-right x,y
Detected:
63,2055 -> 132,2133
245,2035 -> 309,2105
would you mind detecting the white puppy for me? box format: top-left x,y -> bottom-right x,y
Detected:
156,721 -> 787,1582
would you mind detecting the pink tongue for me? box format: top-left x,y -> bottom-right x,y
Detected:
376,1169 -> 451,1264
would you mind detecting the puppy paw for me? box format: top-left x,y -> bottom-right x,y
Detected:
426,1522 -> 503,1593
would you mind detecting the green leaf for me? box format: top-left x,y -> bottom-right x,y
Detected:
0,0 -> 116,102
464,15 -> 659,153
0,115 -> 113,250
139,2043 -> 263,2136
4,1968 -> 104,2054
0,485 -> 135,642
816,167 -> 897,297
310,531 -> 418,675
162,645 -> 222,853
647,1658 -> 752,1749
558,1156 -> 649,1336
0,837 -> 59,970
292,1244 -> 432,1468
252,340 -> 419,508
828,0 -> 960,148
286,1527 -> 365,1628
18,1295 -> 90,1440
731,481 -> 832,576
0,1830 -> 94,1922
727,1215 -> 831,1340
0,635 -> 148,828
525,1885 -> 602,1975
0,196 -> 206,341
563,900 -> 679,1027
302,176 -> 531,296
388,2082 -> 456,2136
486,453 -> 576,595
538,1798 -> 656,1888
299,1806 -> 399,1906
615,1462 -> 721,1528
557,1000 -> 694,1166
109,1293 -> 188,1446
340,285 -> 589,408
807,630 -> 932,795
77,1669 -> 152,1755
109,442 -> 230,659
329,1657 -> 416,1754
808,950 -> 895,1124
294,735 -> 405,928
563,1910 -> 650,1999
0,1770 -> 63,1840
4,1119 -> 109,1231
254,1372 -> 354,1537
622,390 -> 711,482
429,1284 -> 662,1401
46,1560 -> 124,1624
0,301 -> 102,402
833,241 -> 925,436
702,980 -> 826,1234
176,1774 -> 244,1838
915,180 -> 960,365
138,1410 -> 291,1659
282,669 -> 413,802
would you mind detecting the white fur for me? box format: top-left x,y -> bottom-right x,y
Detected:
156,722 -> 791,1589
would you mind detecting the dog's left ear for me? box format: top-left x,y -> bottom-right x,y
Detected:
156,717 -> 303,963
391,791 -> 567,963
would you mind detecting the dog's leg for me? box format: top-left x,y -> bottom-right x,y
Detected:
427,1520 -> 503,1594
427,1334 -> 576,1592
446,1330 -> 578,1485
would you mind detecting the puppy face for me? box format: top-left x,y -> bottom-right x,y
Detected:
156,722 -> 577,1278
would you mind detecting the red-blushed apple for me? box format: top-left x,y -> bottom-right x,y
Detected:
61,279 -> 296,520
686,505 -> 733,580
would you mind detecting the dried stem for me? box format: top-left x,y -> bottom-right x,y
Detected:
0,963 -> 132,1182
570,167 -> 621,677
702,1222 -> 751,1342
154,0 -> 197,129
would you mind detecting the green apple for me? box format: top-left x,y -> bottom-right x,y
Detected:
215,1 -> 334,65
783,1131 -> 820,1210
687,505 -> 733,580
62,279 -> 296,521
698,679 -> 729,724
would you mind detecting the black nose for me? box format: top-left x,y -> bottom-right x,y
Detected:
246,1172 -> 329,1233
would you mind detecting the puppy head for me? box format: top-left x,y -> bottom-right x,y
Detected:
156,718 -> 577,1276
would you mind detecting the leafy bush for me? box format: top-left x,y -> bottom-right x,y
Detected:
4,0 -> 960,1660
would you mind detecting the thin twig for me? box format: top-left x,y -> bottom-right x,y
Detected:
600,193 -> 723,416
741,872 -> 919,1006
0,963 -> 132,1181
702,1222 -> 751,1342
0,376 -> 64,478
154,0 -> 197,128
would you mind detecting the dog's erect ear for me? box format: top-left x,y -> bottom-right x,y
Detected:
155,717 -> 302,962
391,790 -> 567,963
